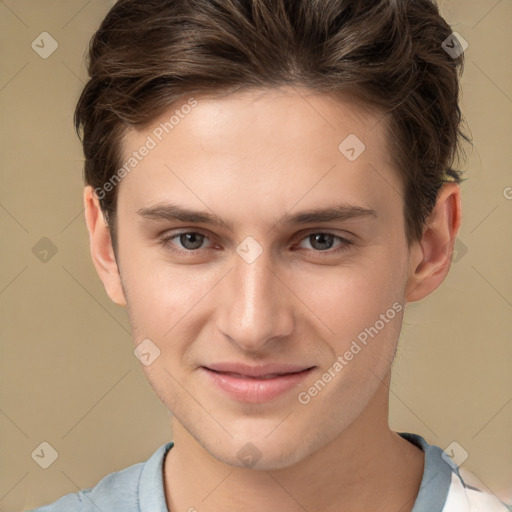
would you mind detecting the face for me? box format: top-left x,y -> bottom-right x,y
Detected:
105,86 -> 415,469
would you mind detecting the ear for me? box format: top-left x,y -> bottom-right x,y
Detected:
83,186 -> 127,307
405,182 -> 462,303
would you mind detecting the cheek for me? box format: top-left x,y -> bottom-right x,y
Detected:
122,250 -> 213,338
294,250 -> 406,339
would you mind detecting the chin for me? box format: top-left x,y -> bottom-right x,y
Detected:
204,431 -> 311,471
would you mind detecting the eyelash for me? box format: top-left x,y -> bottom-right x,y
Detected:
159,229 -> 354,257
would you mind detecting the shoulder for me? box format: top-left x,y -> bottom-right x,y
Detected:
27,442 -> 173,512
27,462 -> 144,512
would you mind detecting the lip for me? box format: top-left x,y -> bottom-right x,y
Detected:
200,363 -> 315,403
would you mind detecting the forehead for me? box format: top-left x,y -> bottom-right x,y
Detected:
117,86 -> 401,226
123,85 -> 391,159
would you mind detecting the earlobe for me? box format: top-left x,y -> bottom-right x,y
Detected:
405,182 -> 462,303
83,186 -> 127,307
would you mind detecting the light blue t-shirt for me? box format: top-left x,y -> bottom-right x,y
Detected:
28,432 -> 510,511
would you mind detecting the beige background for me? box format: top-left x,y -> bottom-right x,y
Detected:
0,1 -> 511,511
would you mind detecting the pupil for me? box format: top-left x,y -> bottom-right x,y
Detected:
181,233 -> 203,250
312,233 -> 333,250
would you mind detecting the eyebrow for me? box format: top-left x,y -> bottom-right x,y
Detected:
137,202 -> 378,231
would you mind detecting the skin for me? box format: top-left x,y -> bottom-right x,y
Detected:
84,86 -> 462,512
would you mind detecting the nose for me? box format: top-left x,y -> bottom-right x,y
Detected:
216,246 -> 295,352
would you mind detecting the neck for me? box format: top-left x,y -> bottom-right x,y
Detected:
163,373 -> 425,512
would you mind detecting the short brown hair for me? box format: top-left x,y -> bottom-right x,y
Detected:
75,0 -> 469,256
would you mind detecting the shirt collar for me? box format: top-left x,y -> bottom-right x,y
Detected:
398,432 -> 454,512
138,441 -> 174,511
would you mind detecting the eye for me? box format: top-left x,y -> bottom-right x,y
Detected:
295,232 -> 353,254
160,231 -> 213,255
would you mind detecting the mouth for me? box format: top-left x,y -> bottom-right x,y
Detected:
207,369 -> 306,379
200,364 -> 315,403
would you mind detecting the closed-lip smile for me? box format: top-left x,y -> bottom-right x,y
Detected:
200,362 -> 315,402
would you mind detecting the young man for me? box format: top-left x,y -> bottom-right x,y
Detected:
30,0 -> 509,511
